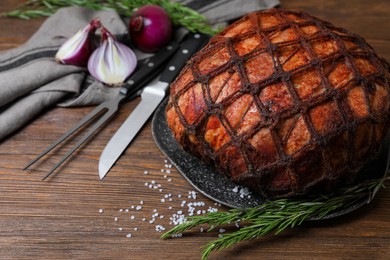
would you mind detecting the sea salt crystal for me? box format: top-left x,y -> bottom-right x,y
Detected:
126,233 -> 132,238
136,206 -> 142,211
144,171 -> 149,175
167,178 -> 172,182
118,227 -> 123,231
130,216 -> 135,220
161,198 -> 166,203
155,225 -> 166,232
219,228 -> 226,233
99,209 -> 104,213
114,217 -> 118,222
140,201 -> 144,205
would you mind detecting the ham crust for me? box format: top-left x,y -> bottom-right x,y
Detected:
166,9 -> 390,198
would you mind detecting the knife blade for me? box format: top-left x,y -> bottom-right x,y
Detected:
99,33 -> 209,179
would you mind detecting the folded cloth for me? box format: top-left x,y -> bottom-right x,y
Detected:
0,0 -> 279,141
0,7 -> 127,141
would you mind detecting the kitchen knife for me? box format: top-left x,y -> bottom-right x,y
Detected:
99,33 -> 209,179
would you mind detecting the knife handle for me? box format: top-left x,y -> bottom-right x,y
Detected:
121,41 -> 179,96
159,33 -> 209,84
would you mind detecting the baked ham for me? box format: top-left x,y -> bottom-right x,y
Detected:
166,9 -> 390,198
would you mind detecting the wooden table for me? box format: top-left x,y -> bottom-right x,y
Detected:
0,0 -> 389,259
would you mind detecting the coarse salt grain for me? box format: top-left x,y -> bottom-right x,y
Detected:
118,227 -> 123,231
136,206 -> 142,210
126,233 -> 132,238
155,225 -> 166,232
99,209 -> 104,213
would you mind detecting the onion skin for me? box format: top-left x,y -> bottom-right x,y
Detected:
129,5 -> 173,53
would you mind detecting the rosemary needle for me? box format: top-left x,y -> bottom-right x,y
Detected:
162,177 -> 387,260
1,0 -> 219,35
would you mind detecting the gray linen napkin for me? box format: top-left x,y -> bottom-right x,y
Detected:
0,0 -> 279,141
0,7 -> 127,140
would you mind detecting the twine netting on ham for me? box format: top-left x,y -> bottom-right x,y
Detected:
166,9 -> 390,198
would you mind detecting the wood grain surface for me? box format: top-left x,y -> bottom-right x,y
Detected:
0,1 -> 389,259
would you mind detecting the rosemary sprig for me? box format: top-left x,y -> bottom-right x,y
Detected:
162,176 -> 388,260
1,0 -> 219,35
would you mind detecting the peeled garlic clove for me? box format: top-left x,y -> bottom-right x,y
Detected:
88,29 -> 137,86
55,18 -> 101,67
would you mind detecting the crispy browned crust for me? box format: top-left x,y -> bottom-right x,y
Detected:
166,9 -> 390,198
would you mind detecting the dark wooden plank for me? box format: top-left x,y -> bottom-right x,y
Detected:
0,0 -> 389,259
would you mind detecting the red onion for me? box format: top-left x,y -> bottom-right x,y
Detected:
88,27 -> 137,86
55,18 -> 101,67
129,5 -> 173,53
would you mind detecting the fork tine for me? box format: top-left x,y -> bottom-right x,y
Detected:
42,104 -> 118,180
24,101 -> 109,171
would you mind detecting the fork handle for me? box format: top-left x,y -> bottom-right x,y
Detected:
121,41 -> 179,96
